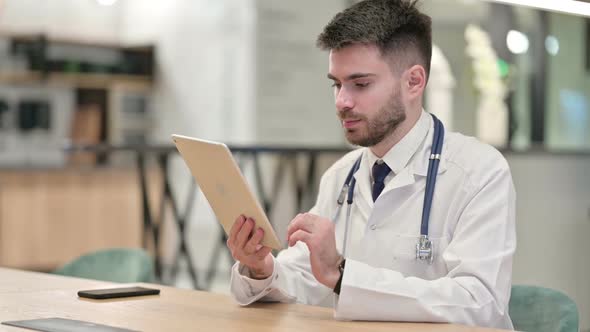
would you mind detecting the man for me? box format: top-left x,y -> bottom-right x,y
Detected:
226,0 -> 516,329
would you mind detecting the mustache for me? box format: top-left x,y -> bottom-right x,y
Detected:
338,110 -> 366,121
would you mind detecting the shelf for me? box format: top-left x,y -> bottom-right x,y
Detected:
0,32 -> 152,52
0,32 -> 155,90
0,71 -> 152,90
0,71 -> 42,83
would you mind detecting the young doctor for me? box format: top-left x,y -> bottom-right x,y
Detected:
226,0 -> 516,329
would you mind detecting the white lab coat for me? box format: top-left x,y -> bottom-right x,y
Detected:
230,111 -> 516,330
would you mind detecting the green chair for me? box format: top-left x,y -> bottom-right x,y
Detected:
509,285 -> 579,332
52,248 -> 155,283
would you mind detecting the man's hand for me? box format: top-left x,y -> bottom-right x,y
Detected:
227,215 -> 274,279
287,213 -> 342,289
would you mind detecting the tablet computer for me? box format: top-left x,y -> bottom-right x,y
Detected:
172,135 -> 282,250
2,318 -> 138,332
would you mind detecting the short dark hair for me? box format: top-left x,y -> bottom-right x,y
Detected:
317,0 -> 432,78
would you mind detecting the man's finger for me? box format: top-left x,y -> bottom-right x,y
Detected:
228,215 -> 246,247
287,214 -> 313,240
288,229 -> 312,248
235,218 -> 255,249
286,213 -> 304,235
243,228 -> 264,255
255,246 -> 272,259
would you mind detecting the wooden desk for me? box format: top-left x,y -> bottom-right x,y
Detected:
0,268 -> 508,332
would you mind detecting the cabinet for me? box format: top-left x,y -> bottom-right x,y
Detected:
0,168 -> 142,271
0,33 -> 155,167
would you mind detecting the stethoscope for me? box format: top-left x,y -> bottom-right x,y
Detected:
332,114 -> 444,264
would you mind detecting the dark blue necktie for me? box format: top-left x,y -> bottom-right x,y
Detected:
372,161 -> 391,202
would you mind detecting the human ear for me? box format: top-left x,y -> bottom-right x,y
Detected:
405,65 -> 426,95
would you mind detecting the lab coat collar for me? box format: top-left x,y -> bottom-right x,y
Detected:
367,110 -> 431,176
361,110 -> 447,180
351,153 -> 374,217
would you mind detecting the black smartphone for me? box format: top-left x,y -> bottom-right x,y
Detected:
78,286 -> 160,300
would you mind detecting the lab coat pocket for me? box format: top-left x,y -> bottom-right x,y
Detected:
390,235 -> 449,280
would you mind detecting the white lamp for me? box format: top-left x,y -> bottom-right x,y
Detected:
506,30 -> 529,54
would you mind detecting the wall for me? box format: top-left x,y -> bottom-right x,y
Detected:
253,0 -> 346,145
120,0 -> 256,145
0,0 -> 122,41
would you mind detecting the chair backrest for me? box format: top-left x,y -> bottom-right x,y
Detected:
52,248 -> 154,283
509,285 -> 579,332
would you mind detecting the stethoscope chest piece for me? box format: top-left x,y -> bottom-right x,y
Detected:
416,235 -> 434,264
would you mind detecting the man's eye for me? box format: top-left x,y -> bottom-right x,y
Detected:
355,82 -> 370,88
331,82 -> 342,89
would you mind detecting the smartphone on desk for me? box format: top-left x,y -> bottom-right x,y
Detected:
78,286 -> 160,300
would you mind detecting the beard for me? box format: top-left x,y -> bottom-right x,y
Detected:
340,90 -> 406,147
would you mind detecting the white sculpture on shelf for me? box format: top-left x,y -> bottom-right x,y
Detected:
426,44 -> 456,131
465,24 -> 509,148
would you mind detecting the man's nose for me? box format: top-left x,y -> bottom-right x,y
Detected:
335,87 -> 354,112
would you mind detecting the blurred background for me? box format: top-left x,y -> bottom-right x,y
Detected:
0,0 -> 588,329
